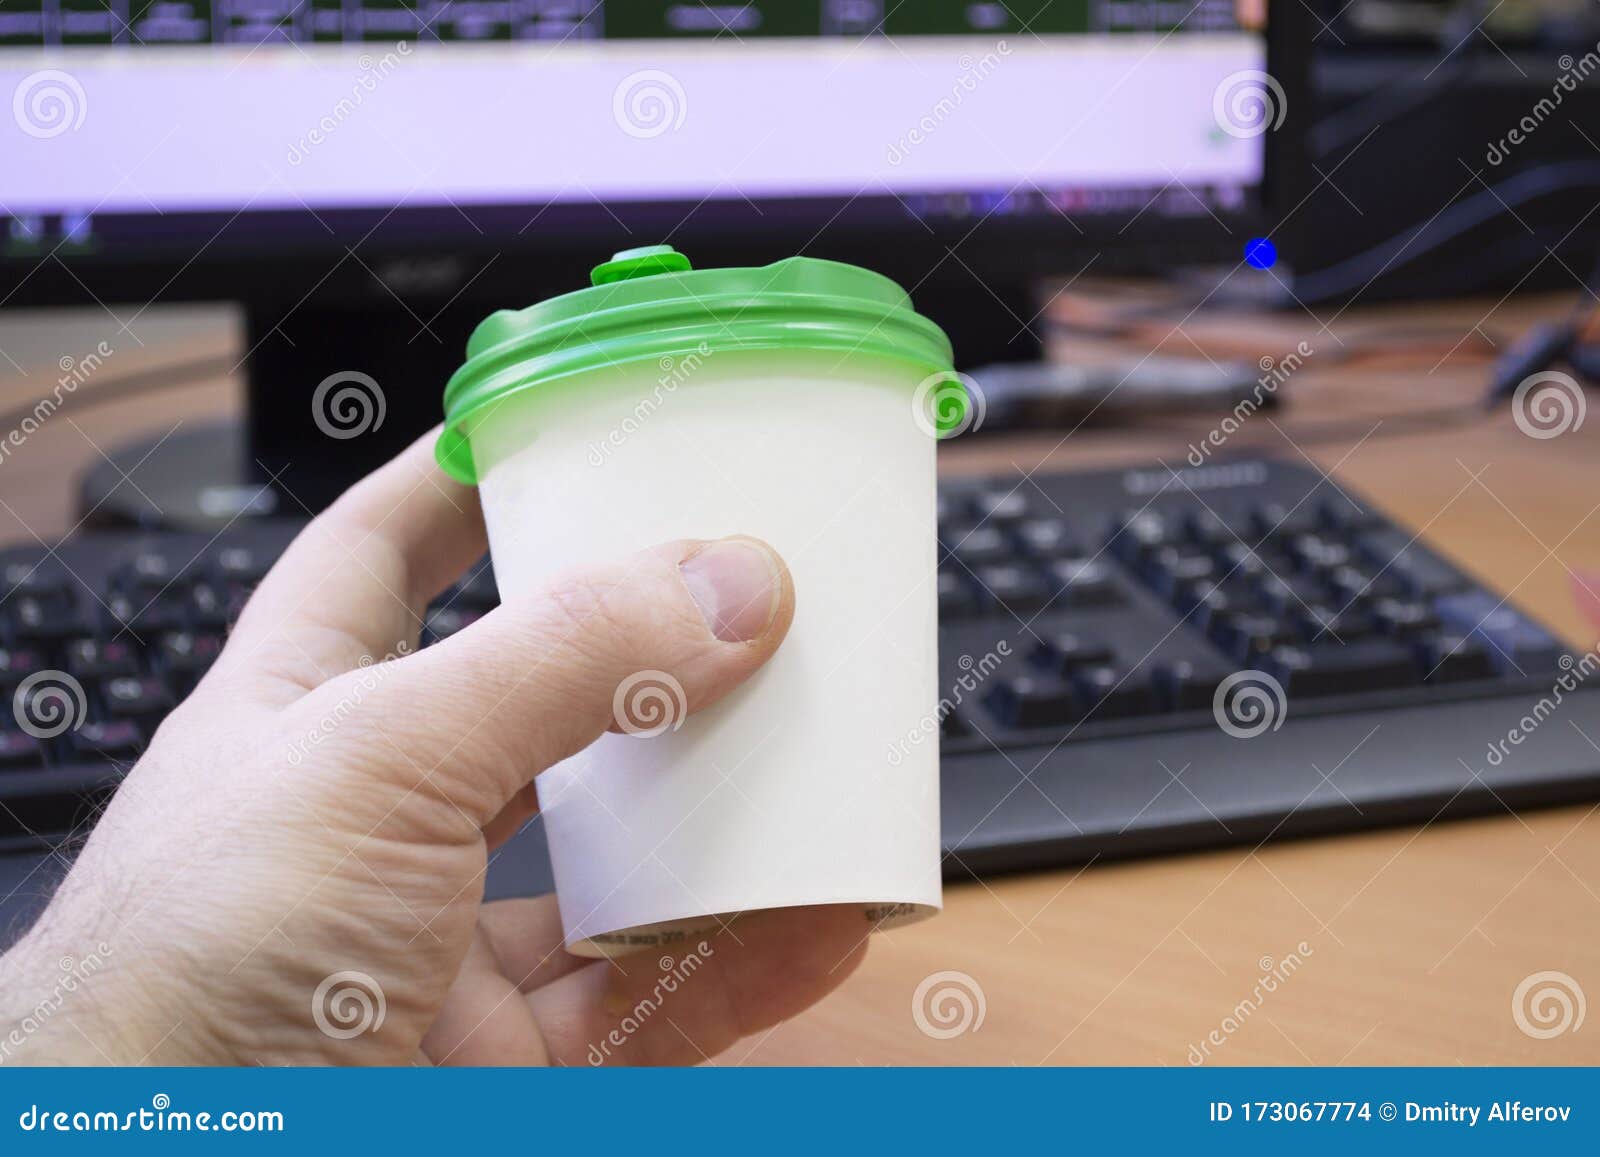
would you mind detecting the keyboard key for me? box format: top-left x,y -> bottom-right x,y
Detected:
973,564 -> 1050,614
1434,591 -> 1568,675
212,545 -> 274,584
1107,512 -> 1167,562
155,631 -> 223,690
1030,631 -> 1113,677
937,570 -> 979,620
0,730 -> 45,769
1269,640 -> 1419,697
1108,510 -> 1178,563
1286,533 -> 1352,573
1327,565 -> 1406,606
1372,597 -> 1440,638
65,638 -> 140,680
1359,530 -> 1470,598
0,646 -> 45,688
1295,603 -> 1376,642
1072,665 -> 1160,720
1256,572 -> 1331,614
1154,658 -> 1230,711
1174,578 -> 1254,625
1045,557 -> 1122,607
118,551 -> 187,589
69,720 -> 145,760
970,488 -> 1032,523
100,675 -> 176,719
187,580 -> 235,629
984,675 -> 1077,729
105,590 -> 187,635
1012,518 -> 1082,559
1185,508 -> 1247,546
1143,546 -> 1216,596
1422,634 -> 1498,683
5,594 -> 87,642
1211,612 -> 1298,662
1214,542 -> 1292,582
947,525 -> 1014,567
1253,502 -> 1323,540
1,561 -> 68,598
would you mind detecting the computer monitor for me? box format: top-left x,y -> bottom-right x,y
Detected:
1,1 -> 1301,508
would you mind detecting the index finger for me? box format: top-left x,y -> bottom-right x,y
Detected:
215,428 -> 487,700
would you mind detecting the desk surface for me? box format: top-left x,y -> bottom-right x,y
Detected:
2,294 -> 1598,1065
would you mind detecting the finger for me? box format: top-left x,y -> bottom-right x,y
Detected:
308,535 -> 794,831
476,895 -> 593,992
421,927 -> 551,1066
217,428 -> 486,698
525,904 -> 871,1066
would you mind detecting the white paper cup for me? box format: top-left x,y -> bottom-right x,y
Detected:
438,246 -> 959,956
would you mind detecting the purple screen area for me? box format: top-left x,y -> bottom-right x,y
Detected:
1,31 -> 1267,252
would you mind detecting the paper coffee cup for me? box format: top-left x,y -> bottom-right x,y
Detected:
438,245 -> 961,957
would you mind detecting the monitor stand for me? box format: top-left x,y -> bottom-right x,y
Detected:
78,298 -> 484,531
78,282 -> 1041,532
245,297 -> 486,512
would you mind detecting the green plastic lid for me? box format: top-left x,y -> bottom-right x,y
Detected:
436,245 -> 957,483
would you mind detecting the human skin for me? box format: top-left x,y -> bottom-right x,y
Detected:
0,430 -> 867,1065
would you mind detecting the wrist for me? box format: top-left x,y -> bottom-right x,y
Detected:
0,932 -> 117,1064
0,898 -> 224,1065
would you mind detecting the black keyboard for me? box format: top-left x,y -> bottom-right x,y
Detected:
3,457 -> 1599,931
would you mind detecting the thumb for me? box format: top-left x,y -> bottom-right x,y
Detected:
304,535 -> 795,833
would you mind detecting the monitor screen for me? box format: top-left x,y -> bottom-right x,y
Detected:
2,1 -> 1271,279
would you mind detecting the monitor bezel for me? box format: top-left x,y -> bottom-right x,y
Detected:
1,10 -> 1308,310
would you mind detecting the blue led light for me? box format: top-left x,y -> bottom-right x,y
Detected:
1244,237 -> 1277,269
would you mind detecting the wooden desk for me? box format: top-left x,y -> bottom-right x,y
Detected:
2,295 -> 1598,1066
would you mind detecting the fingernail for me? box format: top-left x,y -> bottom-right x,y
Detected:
680,538 -> 782,643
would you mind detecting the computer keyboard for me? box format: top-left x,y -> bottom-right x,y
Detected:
3,457 -> 1599,916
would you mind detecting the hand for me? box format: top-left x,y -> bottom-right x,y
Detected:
0,431 -> 867,1065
